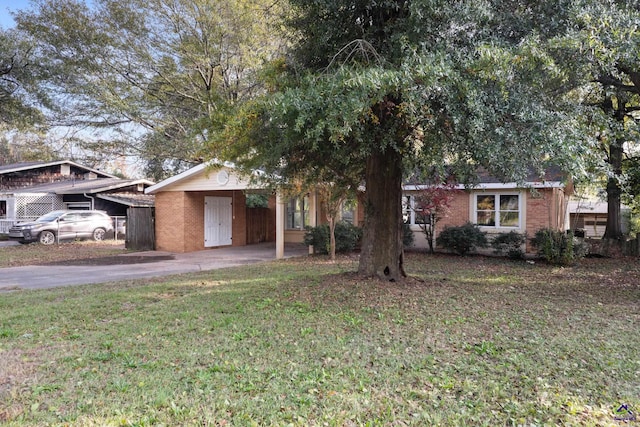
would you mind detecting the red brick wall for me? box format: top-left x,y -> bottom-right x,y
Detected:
434,190 -> 470,235
155,191 -> 187,252
184,192 -> 204,252
426,188 -> 569,253
527,188 -> 570,229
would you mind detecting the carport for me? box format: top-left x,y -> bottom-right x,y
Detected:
145,163 -> 317,258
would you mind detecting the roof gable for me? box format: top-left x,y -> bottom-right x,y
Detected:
146,162 -> 266,194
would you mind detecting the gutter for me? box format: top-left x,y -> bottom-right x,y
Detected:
84,193 -> 95,210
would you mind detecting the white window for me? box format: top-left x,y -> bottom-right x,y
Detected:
286,196 -> 309,230
474,193 -> 521,228
65,202 -> 91,210
340,199 -> 357,224
402,195 -> 428,226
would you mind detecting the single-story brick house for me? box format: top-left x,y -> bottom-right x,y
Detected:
147,162 -> 572,257
404,167 -> 573,253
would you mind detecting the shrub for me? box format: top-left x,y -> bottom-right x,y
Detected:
530,228 -> 588,265
303,221 -> 362,254
245,193 -> 269,208
436,222 -> 488,256
491,231 -> 527,259
403,223 -> 414,248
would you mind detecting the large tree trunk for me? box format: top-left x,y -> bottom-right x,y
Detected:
358,147 -> 406,281
604,139 -> 624,239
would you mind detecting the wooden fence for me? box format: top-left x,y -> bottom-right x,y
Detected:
126,207 -> 155,251
625,235 -> 640,256
246,207 -> 273,244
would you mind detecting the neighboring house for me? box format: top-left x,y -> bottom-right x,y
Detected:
0,160 -> 154,234
148,162 -> 572,257
568,199 -> 629,238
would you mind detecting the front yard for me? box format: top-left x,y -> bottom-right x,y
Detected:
0,249 -> 638,425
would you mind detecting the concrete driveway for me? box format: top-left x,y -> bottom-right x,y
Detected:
0,243 -> 308,291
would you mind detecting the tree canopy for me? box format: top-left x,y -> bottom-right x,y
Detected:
13,0 -> 285,179
551,0 -> 640,239
0,27 -> 48,131
216,0 -> 585,280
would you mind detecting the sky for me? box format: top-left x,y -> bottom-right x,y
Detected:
0,0 -> 31,29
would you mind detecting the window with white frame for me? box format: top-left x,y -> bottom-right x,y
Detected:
0,200 -> 5,218
474,193 -> 520,228
340,199 -> 357,224
402,195 -> 428,226
286,196 -> 310,230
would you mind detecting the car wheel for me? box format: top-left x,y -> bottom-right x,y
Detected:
92,228 -> 106,241
39,230 -> 56,245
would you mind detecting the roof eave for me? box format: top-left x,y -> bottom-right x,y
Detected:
403,181 -> 566,191
0,160 -> 118,178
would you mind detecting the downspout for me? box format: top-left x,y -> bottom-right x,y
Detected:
84,193 -> 95,210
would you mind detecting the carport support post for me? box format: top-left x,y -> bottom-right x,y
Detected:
276,191 -> 285,259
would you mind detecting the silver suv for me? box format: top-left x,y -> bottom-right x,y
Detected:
8,210 -> 115,245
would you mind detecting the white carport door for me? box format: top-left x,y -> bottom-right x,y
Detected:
204,196 -> 233,247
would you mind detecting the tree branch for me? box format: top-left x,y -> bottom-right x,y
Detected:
594,74 -> 639,94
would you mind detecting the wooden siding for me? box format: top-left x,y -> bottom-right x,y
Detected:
0,164 -> 100,190
164,167 -> 264,192
246,207 -> 274,243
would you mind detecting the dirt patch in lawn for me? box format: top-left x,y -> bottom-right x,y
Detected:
44,254 -> 175,266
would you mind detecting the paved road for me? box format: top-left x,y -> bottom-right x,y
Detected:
0,243 -> 309,291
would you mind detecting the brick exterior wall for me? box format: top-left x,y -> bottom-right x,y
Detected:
155,190 -> 248,253
434,189 -> 469,234
155,191 -> 187,252
418,187 -> 569,254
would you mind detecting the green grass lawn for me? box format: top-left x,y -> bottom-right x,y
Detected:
0,252 -> 639,426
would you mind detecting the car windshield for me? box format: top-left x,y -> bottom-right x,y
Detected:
35,211 -> 66,222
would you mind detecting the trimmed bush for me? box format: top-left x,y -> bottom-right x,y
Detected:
403,223 -> 415,248
303,221 -> 362,254
530,228 -> 588,265
436,222 -> 488,256
491,231 -> 527,259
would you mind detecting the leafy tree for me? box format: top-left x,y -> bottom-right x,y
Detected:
221,1 -> 582,281
412,180 -> 458,254
0,27 -> 48,132
317,182 -> 360,261
552,1 -> 640,240
14,0 -> 284,179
